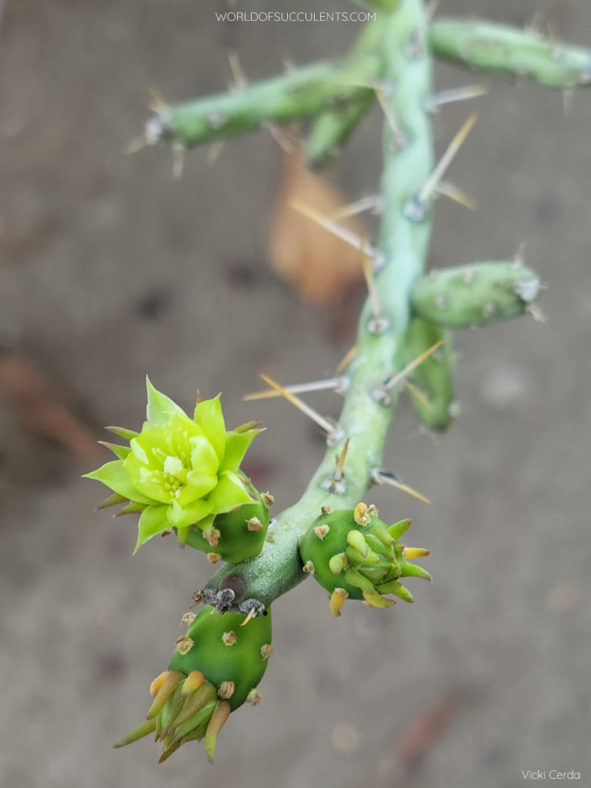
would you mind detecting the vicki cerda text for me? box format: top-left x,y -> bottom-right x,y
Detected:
522,770 -> 581,781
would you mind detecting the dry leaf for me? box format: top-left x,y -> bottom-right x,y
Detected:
268,142 -> 366,306
0,350 -> 100,463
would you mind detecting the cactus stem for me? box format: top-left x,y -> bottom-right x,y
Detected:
258,373 -> 336,436
204,701 -> 232,763
329,588 -> 349,617
371,469 -> 431,505
414,113 -> 477,212
425,84 -> 488,112
244,376 -> 346,401
114,717 -> 157,748
147,671 -> 184,718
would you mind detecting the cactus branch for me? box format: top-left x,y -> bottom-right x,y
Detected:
145,18 -> 389,150
207,0 -> 434,607
429,19 -> 591,89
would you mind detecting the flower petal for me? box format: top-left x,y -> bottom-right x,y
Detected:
206,470 -> 255,514
178,470 -> 218,506
220,426 -> 264,473
133,505 -> 170,553
84,460 -> 153,504
124,454 -> 172,504
193,395 -> 225,462
167,499 -> 213,529
189,435 -> 220,476
146,377 -> 187,426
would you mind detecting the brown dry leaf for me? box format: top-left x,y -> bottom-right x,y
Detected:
0,350 -> 100,463
268,142 -> 366,306
371,690 -> 466,787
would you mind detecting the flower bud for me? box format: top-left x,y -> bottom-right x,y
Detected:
115,605 -> 272,762
299,506 -> 431,614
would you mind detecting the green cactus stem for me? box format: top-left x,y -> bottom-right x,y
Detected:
115,605 -> 272,762
208,0 -> 435,608
403,318 -> 455,431
183,480 -> 270,563
145,17 -> 389,151
299,503 -> 430,615
429,19 -> 591,89
411,261 -> 541,329
305,90 -> 375,169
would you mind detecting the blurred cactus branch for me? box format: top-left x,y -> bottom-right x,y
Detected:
145,18 -> 388,150
428,19 -> 591,89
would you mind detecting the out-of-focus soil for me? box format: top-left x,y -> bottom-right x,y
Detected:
1,1 -> 590,786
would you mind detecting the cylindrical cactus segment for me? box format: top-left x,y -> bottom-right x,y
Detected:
298,505 -> 430,615
114,605 -> 272,762
403,317 -> 455,431
411,261 -> 541,329
182,479 -> 270,562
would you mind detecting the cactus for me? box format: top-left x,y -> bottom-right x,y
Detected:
90,0 -> 591,765
115,605 -> 272,762
411,261 -> 542,329
299,503 -> 430,614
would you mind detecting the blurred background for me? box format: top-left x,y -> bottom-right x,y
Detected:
1,0 -> 590,786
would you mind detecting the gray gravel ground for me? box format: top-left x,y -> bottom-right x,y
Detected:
1,1 -> 590,787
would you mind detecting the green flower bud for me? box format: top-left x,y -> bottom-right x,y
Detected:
85,378 -> 266,554
299,504 -> 431,615
114,605 -> 272,762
